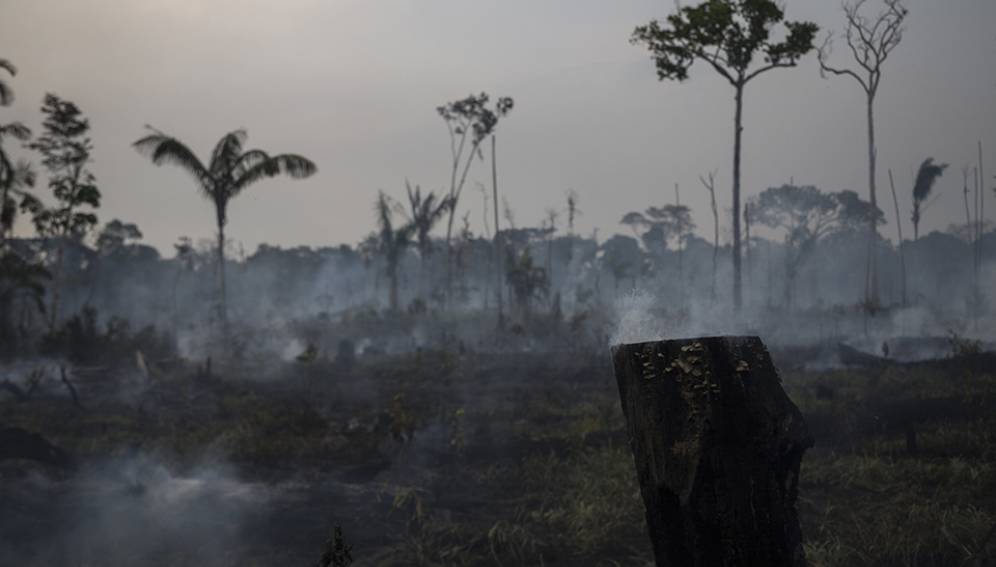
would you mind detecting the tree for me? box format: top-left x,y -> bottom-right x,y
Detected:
888,170 -> 907,306
28,94 -> 101,329
620,205 -> 695,267
375,191 -> 414,312
95,219 -> 143,256
818,0 -> 908,308
0,158 -> 37,244
437,93 -> 513,303
0,59 -> 37,246
505,247 -> 548,322
543,207 -> 559,286
133,128 -> 316,326
911,157 -> 948,241
404,180 -> 452,299
632,0 -> 818,310
0,251 -> 49,346
699,171 -> 720,299
600,234 -> 643,293
752,184 -> 881,308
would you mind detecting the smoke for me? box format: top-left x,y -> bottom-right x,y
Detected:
608,289 -> 668,346
0,454 -> 273,567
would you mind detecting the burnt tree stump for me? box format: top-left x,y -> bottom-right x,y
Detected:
612,336 -> 812,567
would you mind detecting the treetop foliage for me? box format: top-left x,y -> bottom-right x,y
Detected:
437,93 -> 514,150
27,93 -> 100,239
753,184 -> 884,245
912,158 -> 948,204
631,0 -> 819,85
133,127 -> 317,224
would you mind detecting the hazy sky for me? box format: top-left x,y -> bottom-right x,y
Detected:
2,0 -> 995,255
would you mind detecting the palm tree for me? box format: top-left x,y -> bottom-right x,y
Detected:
404,180 -> 452,297
133,128 -> 316,323
375,191 -> 414,312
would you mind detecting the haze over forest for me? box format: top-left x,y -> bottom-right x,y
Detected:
2,0 -> 994,254
6,1 -> 996,565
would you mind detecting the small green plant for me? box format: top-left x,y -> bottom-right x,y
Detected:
947,329 -> 983,357
316,525 -> 353,567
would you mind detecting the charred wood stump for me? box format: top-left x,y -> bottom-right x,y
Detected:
612,336 -> 812,567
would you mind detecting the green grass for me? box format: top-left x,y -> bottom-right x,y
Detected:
2,352 -> 995,565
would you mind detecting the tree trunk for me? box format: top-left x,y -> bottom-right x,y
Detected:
215,203 -> 228,328
732,84 -> 745,311
865,94 -> 879,307
612,336 -> 812,567
711,188 -> 719,301
889,170 -> 907,307
48,240 -> 64,330
744,204 -> 751,290
445,142 -> 480,307
492,135 -> 504,329
388,257 -> 399,312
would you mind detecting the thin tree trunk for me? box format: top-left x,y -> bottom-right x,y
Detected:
705,176 -> 718,301
732,84 -> 744,311
48,241 -> 64,330
445,142 -> 480,306
389,261 -> 399,312
963,168 -> 973,231
889,170 -> 907,307
216,206 -> 228,328
977,141 -> 985,306
675,183 -> 683,294
744,204 -> 752,292
866,94 -> 879,307
492,135 -> 504,329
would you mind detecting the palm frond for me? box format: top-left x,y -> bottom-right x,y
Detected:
230,149 -> 271,181
0,122 -> 31,141
0,82 -> 13,107
133,129 -> 212,195
10,160 -> 35,188
231,153 -> 316,193
0,60 -> 15,106
912,158 -> 948,203
375,191 -> 397,256
209,129 -> 248,177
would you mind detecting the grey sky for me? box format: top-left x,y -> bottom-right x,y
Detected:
2,0 -> 994,255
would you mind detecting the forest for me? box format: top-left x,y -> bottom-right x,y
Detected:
1,0 -> 995,565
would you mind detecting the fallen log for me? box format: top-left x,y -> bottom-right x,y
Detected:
612,336 -> 812,567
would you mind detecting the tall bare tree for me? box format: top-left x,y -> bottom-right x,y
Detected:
437,93 -> 513,305
632,0 -> 818,310
888,170 -> 907,306
818,0 -> 908,307
699,171 -> 719,300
